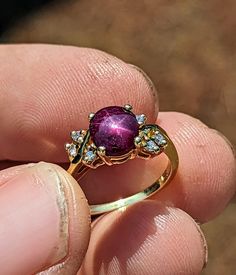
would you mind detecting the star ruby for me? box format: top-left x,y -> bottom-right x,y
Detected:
89,106 -> 139,156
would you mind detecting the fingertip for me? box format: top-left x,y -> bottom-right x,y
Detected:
157,112 -> 236,222
80,201 -> 207,275
0,162 -> 90,274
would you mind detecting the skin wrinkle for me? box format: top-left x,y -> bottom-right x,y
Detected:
32,163 -> 69,273
0,164 -> 36,185
38,165 -> 91,275
194,223 -> 208,269
37,184 -> 68,274
126,214 -> 170,274
212,129 -> 236,159
128,64 -> 159,118
85,53 -> 141,113
53,169 -> 69,253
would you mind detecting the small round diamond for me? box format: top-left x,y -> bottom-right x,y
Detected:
134,136 -> 142,144
154,133 -> 167,146
84,150 -> 96,163
136,114 -> 146,125
71,130 -> 84,142
145,140 -> 159,152
67,144 -> 77,157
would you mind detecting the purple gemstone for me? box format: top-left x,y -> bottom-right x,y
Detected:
89,106 -> 139,156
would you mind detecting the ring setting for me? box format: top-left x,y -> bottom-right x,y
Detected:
65,104 -> 178,215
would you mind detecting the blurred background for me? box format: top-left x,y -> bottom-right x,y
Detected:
0,0 -> 235,274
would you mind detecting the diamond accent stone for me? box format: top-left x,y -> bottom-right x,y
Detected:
145,140 -> 159,152
136,114 -> 146,125
84,150 -> 96,163
143,127 -> 151,135
71,130 -> 84,143
136,125 -> 167,154
67,144 -> 77,157
154,133 -> 167,146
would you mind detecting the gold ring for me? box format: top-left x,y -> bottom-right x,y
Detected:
65,104 -> 178,215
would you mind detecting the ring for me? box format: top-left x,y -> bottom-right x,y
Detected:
65,104 -> 178,215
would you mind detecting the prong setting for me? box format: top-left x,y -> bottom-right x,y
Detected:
124,104 -> 132,111
77,136 -> 84,144
65,143 -> 71,150
97,146 -> 106,155
134,136 -> 142,146
88,113 -> 95,121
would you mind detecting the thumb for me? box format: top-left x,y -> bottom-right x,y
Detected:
0,162 -> 90,275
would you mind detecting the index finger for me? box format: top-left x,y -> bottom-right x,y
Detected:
0,44 -> 158,162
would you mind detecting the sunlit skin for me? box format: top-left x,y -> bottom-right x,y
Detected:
0,45 -> 235,275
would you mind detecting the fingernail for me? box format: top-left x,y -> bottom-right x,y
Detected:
0,162 -> 69,274
128,64 -> 159,115
195,223 -> 208,269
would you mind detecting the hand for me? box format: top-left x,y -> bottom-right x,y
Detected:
0,45 -> 235,275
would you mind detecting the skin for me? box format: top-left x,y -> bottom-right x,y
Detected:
0,45 -> 235,275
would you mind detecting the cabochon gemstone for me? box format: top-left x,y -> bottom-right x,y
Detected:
89,106 -> 139,156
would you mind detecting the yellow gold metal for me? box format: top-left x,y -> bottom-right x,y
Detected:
67,125 -> 178,215
97,146 -> 113,166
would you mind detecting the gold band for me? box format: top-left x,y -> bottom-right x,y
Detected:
67,126 -> 178,215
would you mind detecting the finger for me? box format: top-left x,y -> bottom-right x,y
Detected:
0,160 -> 29,171
0,44 -> 158,162
79,201 -> 207,275
0,162 -> 90,274
153,112 -> 236,222
80,112 -> 235,223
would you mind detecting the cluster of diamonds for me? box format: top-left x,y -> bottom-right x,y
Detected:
135,125 -> 167,154
65,130 -> 97,165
